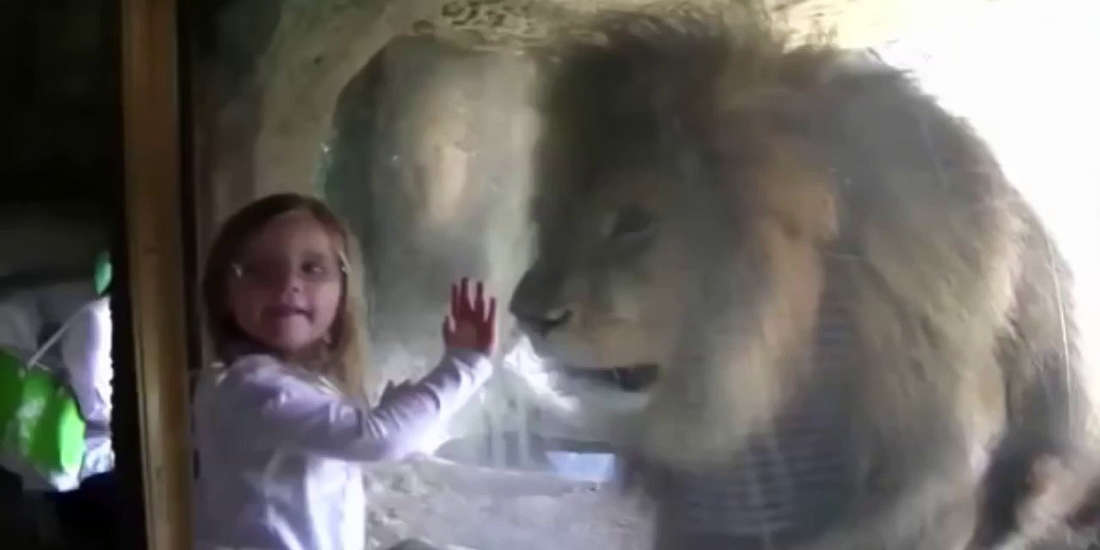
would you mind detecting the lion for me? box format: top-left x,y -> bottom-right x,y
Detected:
508,13 -> 1097,549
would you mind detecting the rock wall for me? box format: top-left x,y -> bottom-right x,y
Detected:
323,36 -> 539,409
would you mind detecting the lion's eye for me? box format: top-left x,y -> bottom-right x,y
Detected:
608,206 -> 655,239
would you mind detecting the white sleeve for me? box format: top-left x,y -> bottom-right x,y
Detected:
221,350 -> 492,461
60,297 -> 113,427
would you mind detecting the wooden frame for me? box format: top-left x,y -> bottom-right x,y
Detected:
120,0 -> 192,548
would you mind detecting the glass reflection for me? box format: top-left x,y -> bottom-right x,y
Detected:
188,1 -> 1100,549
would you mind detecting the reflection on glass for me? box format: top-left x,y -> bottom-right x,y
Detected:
188,1 -> 1100,549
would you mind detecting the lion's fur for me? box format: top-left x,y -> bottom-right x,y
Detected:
510,12 -> 1096,549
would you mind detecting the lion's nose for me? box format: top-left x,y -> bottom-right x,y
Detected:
514,307 -> 573,338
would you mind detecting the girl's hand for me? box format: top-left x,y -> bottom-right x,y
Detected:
443,278 -> 496,355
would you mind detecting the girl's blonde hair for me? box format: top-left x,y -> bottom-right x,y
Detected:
201,193 -> 368,398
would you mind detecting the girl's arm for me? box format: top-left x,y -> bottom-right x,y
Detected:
218,348 -> 490,461
212,278 -> 496,461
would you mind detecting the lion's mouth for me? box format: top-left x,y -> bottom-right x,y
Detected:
551,363 -> 661,392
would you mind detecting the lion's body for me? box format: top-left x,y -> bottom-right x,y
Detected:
509,15 -> 1095,549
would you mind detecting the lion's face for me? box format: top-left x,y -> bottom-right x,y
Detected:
514,170 -> 677,369
511,161 -> 719,386
511,135 -> 837,460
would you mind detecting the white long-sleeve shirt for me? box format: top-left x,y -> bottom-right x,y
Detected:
191,349 -> 492,550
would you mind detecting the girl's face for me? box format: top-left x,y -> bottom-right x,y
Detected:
227,209 -> 344,359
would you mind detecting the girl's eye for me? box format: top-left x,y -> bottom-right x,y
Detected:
234,259 -> 280,281
301,261 -> 329,279
231,256 -> 342,285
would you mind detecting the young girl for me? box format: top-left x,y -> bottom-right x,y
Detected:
192,194 -> 496,550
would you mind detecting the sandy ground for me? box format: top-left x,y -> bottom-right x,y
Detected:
363,456 -> 654,550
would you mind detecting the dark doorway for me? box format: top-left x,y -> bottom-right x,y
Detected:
0,0 -> 145,548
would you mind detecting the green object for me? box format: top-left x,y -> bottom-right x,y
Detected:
0,348 -> 86,477
93,251 -> 112,296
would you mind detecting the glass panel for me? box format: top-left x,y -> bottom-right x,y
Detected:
185,1 -> 1100,549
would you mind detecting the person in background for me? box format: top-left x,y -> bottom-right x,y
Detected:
0,254 -> 116,549
192,193 -> 496,550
